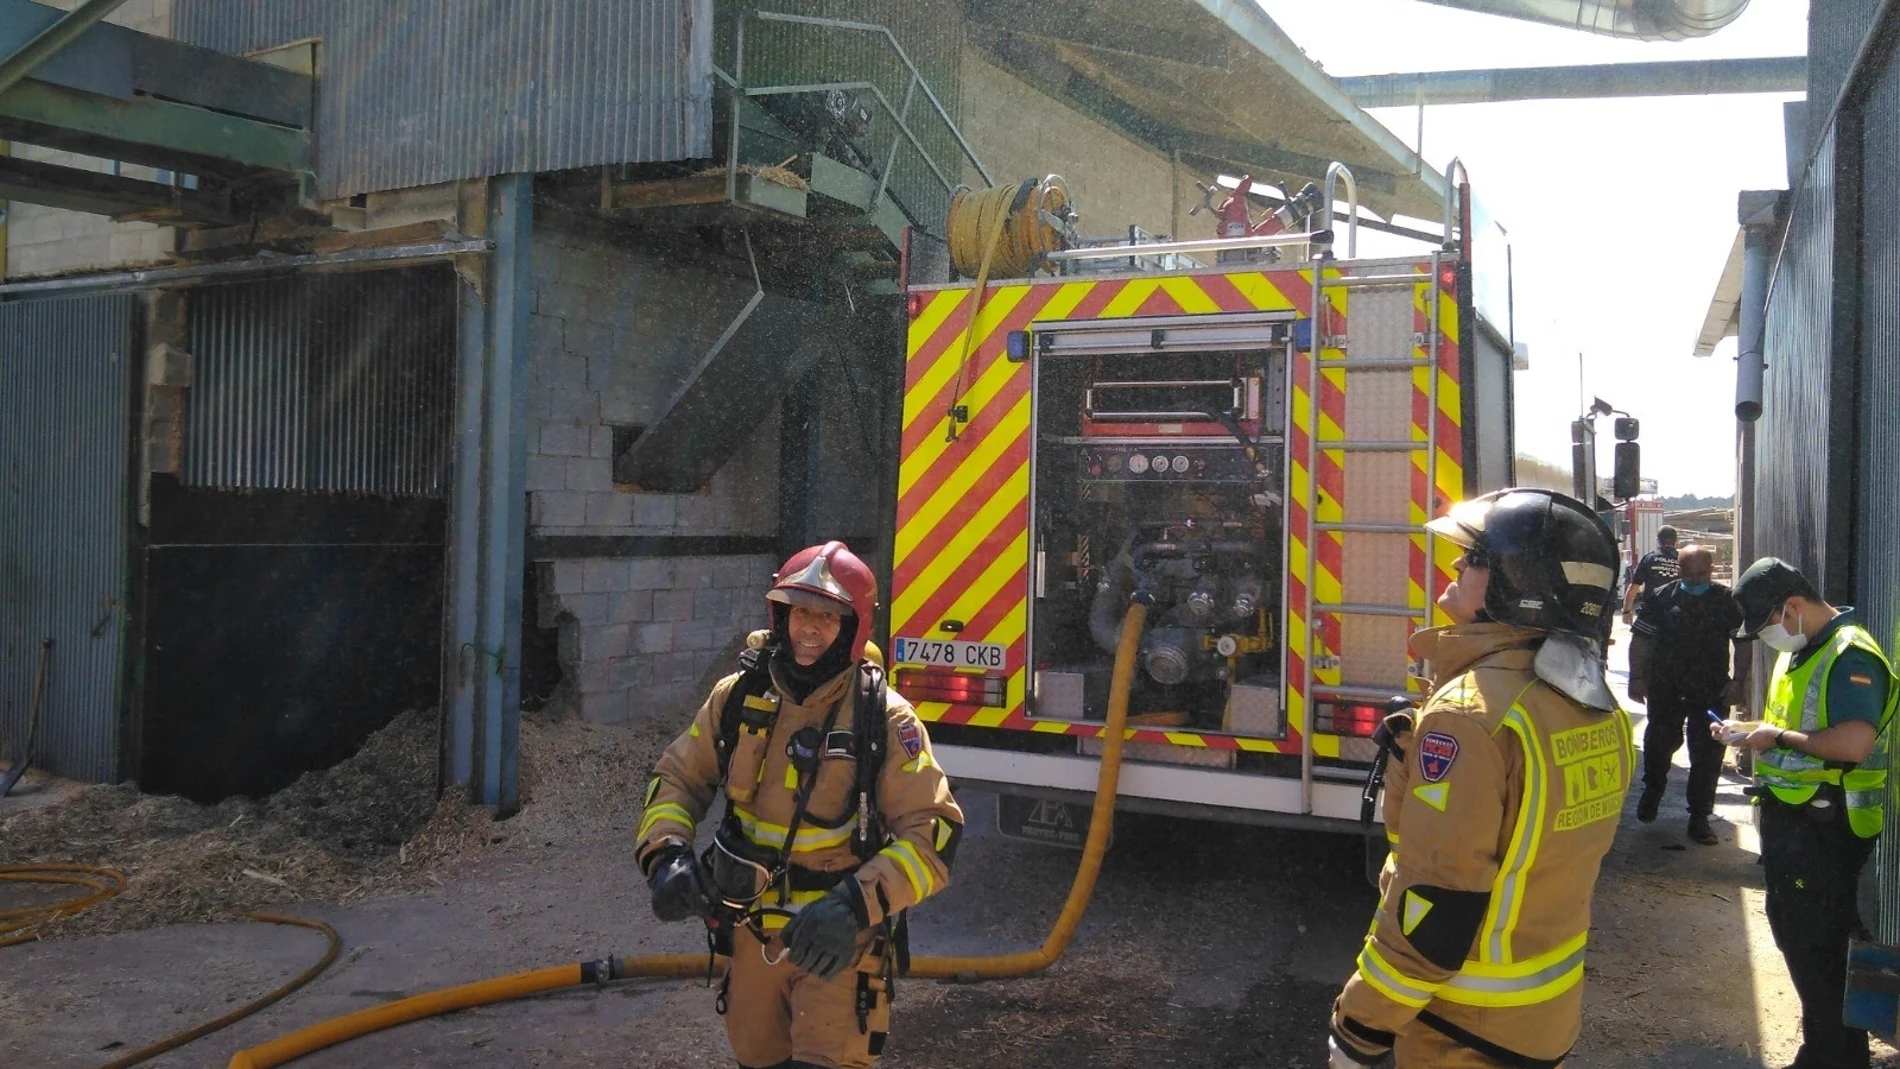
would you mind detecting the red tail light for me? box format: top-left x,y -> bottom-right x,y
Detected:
896,667 -> 1008,709
1316,701 -> 1383,737
906,292 -> 926,319
1439,266 -> 1458,290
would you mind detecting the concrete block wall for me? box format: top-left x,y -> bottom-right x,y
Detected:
958,48 -> 1201,244
534,553 -> 777,723
526,219 -> 786,721
3,0 -> 178,280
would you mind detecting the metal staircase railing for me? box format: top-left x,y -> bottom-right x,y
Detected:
723,10 -> 992,236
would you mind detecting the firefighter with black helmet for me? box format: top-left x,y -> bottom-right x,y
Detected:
635,541 -> 964,1069
1329,489 -> 1635,1069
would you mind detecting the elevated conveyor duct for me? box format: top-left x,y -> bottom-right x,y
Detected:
619,289 -> 832,493
1415,0 -> 1749,40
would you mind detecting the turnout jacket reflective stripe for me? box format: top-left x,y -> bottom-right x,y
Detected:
1334,624 -> 1634,1063
636,661 -> 964,929
1758,621 -> 1897,838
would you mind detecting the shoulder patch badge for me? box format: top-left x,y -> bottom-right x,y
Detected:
1418,731 -> 1460,783
896,720 -> 924,760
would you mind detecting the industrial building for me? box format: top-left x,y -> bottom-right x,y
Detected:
0,0 -> 1447,808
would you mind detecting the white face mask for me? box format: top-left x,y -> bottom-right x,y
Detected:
1760,611 -> 1808,653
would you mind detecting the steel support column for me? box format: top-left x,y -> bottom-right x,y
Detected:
444,247 -> 486,794
443,175 -> 530,812
473,173 -> 531,814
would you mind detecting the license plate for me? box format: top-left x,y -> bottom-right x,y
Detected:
892,637 -> 1007,669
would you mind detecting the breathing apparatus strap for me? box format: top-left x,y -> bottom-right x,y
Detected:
1361,700 -> 1416,831
853,664 -> 890,861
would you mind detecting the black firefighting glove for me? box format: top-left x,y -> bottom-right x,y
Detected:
782,878 -> 868,979
646,845 -> 709,923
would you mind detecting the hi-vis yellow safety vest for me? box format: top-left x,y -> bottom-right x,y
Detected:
1759,622 -> 1897,838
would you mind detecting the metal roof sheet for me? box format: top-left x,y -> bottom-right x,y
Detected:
964,0 -> 1449,220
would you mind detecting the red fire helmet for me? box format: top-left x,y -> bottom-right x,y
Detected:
765,541 -> 879,661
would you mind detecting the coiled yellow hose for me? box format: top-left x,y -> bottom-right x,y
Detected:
1,864 -> 339,1068
0,862 -> 126,947
229,604 -> 1148,1068
941,176 -> 1075,442
946,176 -> 1074,280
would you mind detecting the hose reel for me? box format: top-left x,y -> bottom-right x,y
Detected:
946,175 -> 1077,279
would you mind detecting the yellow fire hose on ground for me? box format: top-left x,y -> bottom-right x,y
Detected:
0,864 -> 340,1069
226,604 -> 1147,1069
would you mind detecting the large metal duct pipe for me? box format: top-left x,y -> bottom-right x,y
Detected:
1734,224 -> 1769,421
1335,57 -> 1805,108
1416,0 -> 1749,40
1734,190 -> 1778,422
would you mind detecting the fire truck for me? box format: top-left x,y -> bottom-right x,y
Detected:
888,162 -> 1518,836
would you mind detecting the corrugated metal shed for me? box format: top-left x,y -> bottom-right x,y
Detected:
1756,125 -> 1837,584
0,294 -> 135,784
174,0 -> 713,198
183,268 -> 456,496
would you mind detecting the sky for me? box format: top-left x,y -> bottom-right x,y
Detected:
1254,0 -> 1807,497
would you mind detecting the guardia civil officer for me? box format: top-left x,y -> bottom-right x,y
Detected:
1714,557 -> 1895,1069
1330,488 -> 1634,1069
636,541 -> 965,1069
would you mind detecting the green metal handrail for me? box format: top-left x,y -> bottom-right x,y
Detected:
727,10 -> 992,230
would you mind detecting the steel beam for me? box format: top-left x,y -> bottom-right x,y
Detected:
0,154 -> 237,226
0,238 -> 490,295
0,78 -> 309,176
1335,57 -> 1807,108
0,0 -> 127,96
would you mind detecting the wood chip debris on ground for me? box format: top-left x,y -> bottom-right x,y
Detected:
0,703 -> 688,943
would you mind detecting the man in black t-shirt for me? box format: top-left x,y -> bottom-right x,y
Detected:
1629,544 -> 1750,844
1621,525 -> 1679,625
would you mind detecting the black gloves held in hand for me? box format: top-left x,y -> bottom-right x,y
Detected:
781,878 -> 869,979
647,846 -> 709,923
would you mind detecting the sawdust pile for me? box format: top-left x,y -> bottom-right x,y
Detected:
0,710 -> 488,940
0,698 -> 697,943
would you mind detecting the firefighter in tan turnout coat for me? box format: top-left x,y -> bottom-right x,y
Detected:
1331,489 -> 1635,1069
636,541 -> 964,1069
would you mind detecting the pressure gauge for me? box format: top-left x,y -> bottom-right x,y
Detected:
1216,634 -> 1240,657
1128,454 -> 1149,474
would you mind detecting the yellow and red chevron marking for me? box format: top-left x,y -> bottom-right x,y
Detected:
893,267 -> 1356,757
1413,267 -> 1465,626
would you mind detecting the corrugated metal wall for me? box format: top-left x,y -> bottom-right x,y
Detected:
184,268 -> 456,496
174,0 -> 713,198
1755,126 -> 1837,582
1860,45 -> 1900,944
0,294 -> 135,783
1808,0 -> 1883,143
716,0 -> 964,233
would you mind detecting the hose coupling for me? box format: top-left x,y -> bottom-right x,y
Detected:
580,956 -> 620,986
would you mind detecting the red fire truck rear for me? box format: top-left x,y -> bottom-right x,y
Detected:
888,162 -> 1518,837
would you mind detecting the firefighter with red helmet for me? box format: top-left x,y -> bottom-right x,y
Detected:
635,541 -> 964,1069
1330,489 -> 1634,1069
